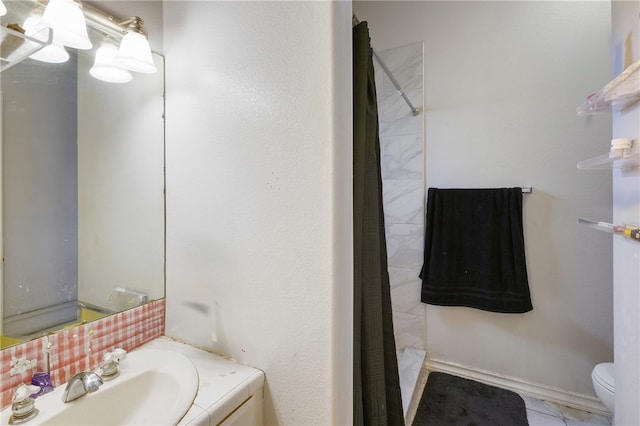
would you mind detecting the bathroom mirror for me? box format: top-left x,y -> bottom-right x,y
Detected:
0,2 -> 165,348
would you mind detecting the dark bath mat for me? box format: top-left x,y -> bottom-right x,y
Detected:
412,372 -> 529,426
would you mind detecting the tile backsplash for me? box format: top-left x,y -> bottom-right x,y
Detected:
1,299 -> 165,409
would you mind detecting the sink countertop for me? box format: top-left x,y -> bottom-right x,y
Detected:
138,337 -> 265,426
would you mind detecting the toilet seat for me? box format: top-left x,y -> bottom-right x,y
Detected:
592,362 -> 615,393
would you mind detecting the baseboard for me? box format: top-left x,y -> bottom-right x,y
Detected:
425,357 -> 610,417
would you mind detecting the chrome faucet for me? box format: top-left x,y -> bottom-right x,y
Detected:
62,372 -> 103,403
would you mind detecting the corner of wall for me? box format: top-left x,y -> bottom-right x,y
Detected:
331,3 -> 354,425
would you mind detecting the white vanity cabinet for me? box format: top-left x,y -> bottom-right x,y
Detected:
218,394 -> 262,426
139,337 -> 264,426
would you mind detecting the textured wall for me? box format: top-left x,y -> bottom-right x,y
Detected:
162,2 -> 352,424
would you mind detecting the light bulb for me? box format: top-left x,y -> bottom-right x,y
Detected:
41,0 -> 92,50
114,31 -> 156,74
90,41 -> 132,83
30,43 -> 69,63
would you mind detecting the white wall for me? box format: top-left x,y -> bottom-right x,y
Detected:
354,1 -> 614,399
162,2 -> 352,424
611,1 -> 640,424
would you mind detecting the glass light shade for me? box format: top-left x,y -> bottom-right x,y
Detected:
114,31 -> 156,74
41,0 -> 92,50
0,1 -> 7,17
23,15 -> 70,63
30,43 -> 70,63
90,42 -> 132,83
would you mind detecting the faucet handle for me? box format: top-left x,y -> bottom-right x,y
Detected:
11,384 -> 40,403
99,348 -> 127,379
110,348 -> 127,362
101,348 -> 126,364
9,384 -> 41,425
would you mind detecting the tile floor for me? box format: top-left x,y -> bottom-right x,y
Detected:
522,395 -> 612,426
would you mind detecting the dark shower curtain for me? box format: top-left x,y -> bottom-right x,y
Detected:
353,21 -> 404,426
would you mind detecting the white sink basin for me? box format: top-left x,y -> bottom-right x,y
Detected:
1,349 -> 199,425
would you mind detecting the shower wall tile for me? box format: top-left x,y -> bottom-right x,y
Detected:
383,180 -> 424,225
381,134 -> 423,180
379,88 -> 423,135
386,224 -> 424,270
379,42 -> 423,96
374,61 -> 385,102
378,42 -> 424,352
388,267 -> 424,316
392,311 -> 425,351
378,83 -> 421,113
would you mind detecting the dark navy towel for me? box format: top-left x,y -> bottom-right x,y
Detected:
419,188 -> 532,313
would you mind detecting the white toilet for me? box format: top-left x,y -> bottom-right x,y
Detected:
592,362 -> 615,414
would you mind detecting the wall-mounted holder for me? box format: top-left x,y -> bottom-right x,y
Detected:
0,24 -> 51,72
576,58 -> 640,115
579,218 -> 640,243
577,139 -> 639,171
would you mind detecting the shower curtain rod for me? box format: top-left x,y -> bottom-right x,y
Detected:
352,14 -> 421,117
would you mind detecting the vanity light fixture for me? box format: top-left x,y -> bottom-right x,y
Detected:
23,13 -> 70,64
90,39 -> 132,83
41,0 -> 92,50
0,1 -> 157,82
114,17 -> 157,74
